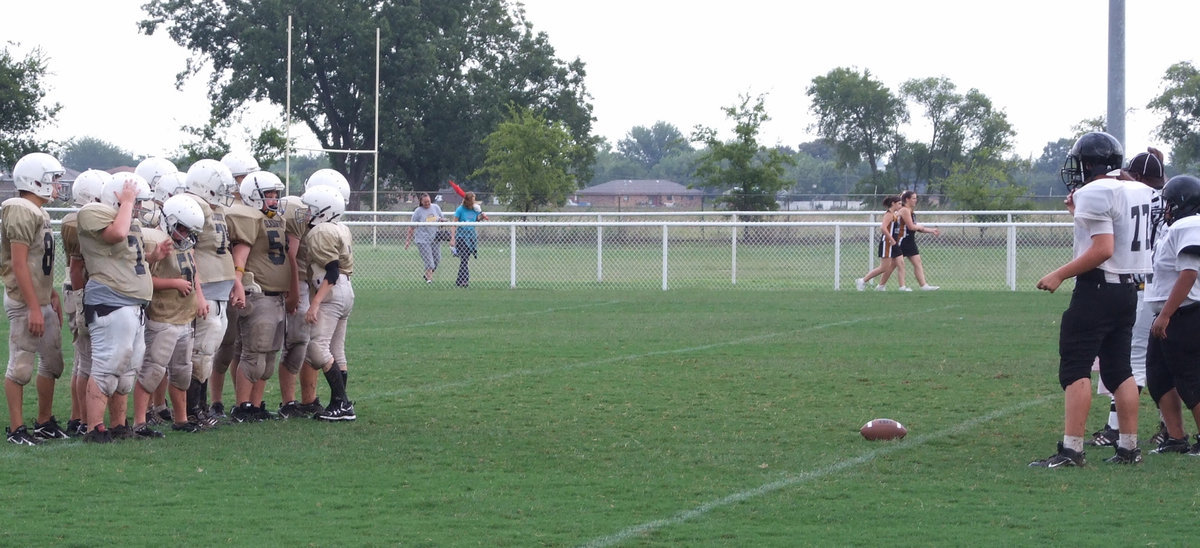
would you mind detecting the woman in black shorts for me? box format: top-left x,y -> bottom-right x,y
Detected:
897,190 -> 940,290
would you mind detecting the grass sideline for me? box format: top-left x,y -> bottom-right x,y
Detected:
3,288 -> 1200,546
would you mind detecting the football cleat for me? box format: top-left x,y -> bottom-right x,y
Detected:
1152,436 -> 1191,454
32,416 -> 70,440
1104,446 -> 1143,464
6,425 -> 41,446
133,425 -> 165,439
1029,442 -> 1086,468
256,401 -> 277,421
82,428 -> 113,444
209,401 -> 227,419
278,401 -> 307,419
1189,435 -> 1200,457
230,402 -> 258,423
109,424 -> 136,441
65,418 -> 86,438
298,398 -> 324,415
171,421 -> 204,433
1088,425 -> 1118,447
314,400 -> 356,422
1149,421 -> 1170,447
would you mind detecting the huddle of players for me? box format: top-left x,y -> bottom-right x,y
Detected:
4,151 -> 357,445
1031,131 -> 1200,467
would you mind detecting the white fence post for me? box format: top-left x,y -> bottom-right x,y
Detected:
1007,224 -> 1017,291
731,214 -> 738,285
596,214 -> 604,283
510,224 -> 517,288
834,224 -> 842,290
662,224 -> 669,291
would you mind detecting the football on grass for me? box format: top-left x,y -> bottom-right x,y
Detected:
860,418 -> 907,441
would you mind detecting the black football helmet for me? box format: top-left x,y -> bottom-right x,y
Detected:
1162,175 -> 1200,226
1061,132 -> 1123,191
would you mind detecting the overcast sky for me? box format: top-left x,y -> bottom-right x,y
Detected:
3,1 -> 1199,163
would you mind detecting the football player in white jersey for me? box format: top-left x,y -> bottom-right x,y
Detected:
1145,175 -> 1200,455
1032,132 -> 1154,467
1087,149 -> 1171,448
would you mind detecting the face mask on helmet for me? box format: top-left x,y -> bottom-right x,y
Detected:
185,159 -> 237,208
1060,132 -> 1123,192
137,200 -> 161,228
1162,175 -> 1200,227
161,194 -> 205,250
300,186 -> 346,227
168,222 -> 198,251
13,152 -> 66,202
239,171 -> 285,216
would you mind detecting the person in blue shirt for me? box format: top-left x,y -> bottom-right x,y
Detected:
449,192 -> 488,288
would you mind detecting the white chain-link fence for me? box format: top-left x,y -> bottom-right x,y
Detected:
339,210 -> 1074,291
44,209 -> 1074,292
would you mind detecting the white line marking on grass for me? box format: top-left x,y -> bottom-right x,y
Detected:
578,393 -> 1055,548
363,305 -> 960,401
357,300 -> 624,330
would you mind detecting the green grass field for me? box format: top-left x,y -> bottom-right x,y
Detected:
3,288 -> 1198,546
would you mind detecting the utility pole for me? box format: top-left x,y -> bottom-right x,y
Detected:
1108,0 -> 1126,149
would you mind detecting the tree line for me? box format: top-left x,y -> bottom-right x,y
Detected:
3,0 -> 1200,212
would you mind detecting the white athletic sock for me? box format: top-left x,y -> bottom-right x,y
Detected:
1064,435 -> 1085,453
1118,434 -> 1138,451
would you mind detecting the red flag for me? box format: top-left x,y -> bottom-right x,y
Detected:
448,179 -> 466,198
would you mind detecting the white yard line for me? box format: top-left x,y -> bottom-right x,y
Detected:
579,394 -> 1055,548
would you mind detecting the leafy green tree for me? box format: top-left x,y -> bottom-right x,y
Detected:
1148,61 -> 1200,171
646,149 -> 698,186
941,163 -> 1031,222
60,137 -> 136,171
899,77 -> 1016,195
807,67 -> 906,175
471,107 -> 582,212
141,0 -> 596,200
588,140 -> 644,185
0,47 -> 61,168
617,122 -> 692,170
691,95 -> 794,211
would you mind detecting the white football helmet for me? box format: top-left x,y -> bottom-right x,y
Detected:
134,157 -> 178,190
239,171 -> 285,216
154,171 -> 188,204
301,185 -> 345,226
71,169 -> 111,207
12,152 -> 65,200
304,168 -> 351,206
221,152 -> 260,178
162,194 -> 205,250
186,159 -> 237,207
102,173 -> 155,227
